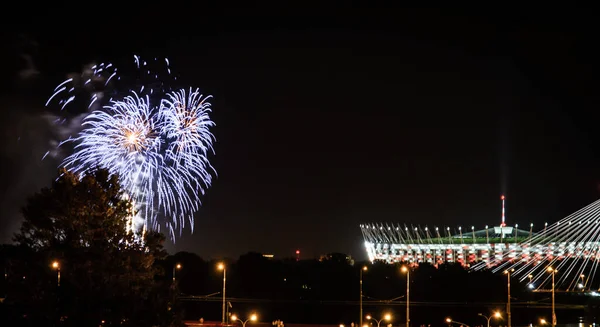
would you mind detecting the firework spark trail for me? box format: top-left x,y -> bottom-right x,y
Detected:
46,63 -> 118,111
62,92 -> 163,229
152,88 -> 216,234
47,56 -> 216,240
160,88 -> 215,161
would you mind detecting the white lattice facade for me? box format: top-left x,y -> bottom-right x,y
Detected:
365,241 -> 600,266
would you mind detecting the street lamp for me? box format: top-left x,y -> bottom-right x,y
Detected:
51,261 -> 60,286
503,268 -> 514,327
173,263 -> 182,282
478,312 -> 502,327
231,314 -> 257,327
360,266 -> 368,327
446,318 -> 471,327
528,274 -> 535,290
401,266 -> 410,327
218,263 -> 227,325
540,318 -> 548,325
366,314 -> 391,327
547,267 -> 557,327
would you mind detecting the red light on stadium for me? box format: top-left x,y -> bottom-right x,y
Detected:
295,250 -> 300,254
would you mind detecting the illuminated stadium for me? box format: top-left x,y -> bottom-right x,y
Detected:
361,223 -> 534,266
361,196 -> 600,290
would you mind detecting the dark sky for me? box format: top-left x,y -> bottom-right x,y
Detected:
1,5 -> 599,260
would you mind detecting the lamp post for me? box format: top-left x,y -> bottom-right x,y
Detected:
547,267 -> 557,327
401,266 -> 410,327
218,263 -> 227,325
51,261 -> 60,286
528,274 -> 535,290
503,268 -> 514,327
360,266 -> 368,327
366,314 -> 391,327
445,318 -> 471,327
173,263 -> 182,283
478,312 -> 502,327
231,314 -> 257,327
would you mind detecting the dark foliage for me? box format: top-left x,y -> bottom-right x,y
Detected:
1,169 -> 176,327
163,253 -> 595,326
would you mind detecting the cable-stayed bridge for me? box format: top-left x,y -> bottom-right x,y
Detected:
361,198 -> 600,292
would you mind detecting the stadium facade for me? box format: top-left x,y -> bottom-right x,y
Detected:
360,197 -> 600,292
361,195 -> 600,269
360,223 -> 539,266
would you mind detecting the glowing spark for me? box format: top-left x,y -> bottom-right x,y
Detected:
160,88 -> 215,160
47,56 -> 215,240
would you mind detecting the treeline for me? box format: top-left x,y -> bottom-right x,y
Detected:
0,170 -> 178,327
0,168 -> 593,326
165,253 -> 598,325
166,252 -> 513,303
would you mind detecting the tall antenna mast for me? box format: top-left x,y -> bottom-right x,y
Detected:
501,195 -> 506,227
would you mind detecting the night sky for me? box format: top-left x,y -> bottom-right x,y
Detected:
0,6 -> 598,260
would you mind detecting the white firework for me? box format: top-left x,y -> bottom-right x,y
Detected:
62,92 -> 162,232
47,56 -> 216,241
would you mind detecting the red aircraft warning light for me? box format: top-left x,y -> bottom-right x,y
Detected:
295,250 -> 300,261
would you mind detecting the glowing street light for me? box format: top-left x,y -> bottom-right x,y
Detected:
173,263 -> 182,282
446,318 -> 471,327
540,318 -> 548,325
401,266 -> 410,327
528,274 -> 535,290
547,267 -> 557,327
366,314 -> 391,327
360,266 -> 368,327
503,268 -> 514,327
529,223 -> 534,239
478,312 -> 502,327
218,263 -> 227,324
231,314 -> 257,327
51,261 -> 60,286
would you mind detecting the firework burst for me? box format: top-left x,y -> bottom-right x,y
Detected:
160,88 -> 215,158
47,56 -> 216,240
62,93 -> 162,229
157,88 -> 216,234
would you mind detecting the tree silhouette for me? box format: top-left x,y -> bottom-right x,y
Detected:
4,169 -> 175,327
